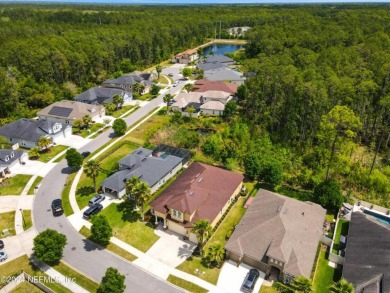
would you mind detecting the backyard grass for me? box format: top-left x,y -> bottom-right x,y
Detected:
0,255 -> 72,293
125,112 -> 170,143
27,176 -> 43,195
37,145 -> 68,163
274,185 -> 313,201
167,275 -> 208,293
79,226 -> 137,262
100,203 -> 159,252
9,281 -> 43,293
0,174 -> 32,195
51,261 -> 100,293
62,172 -> 77,216
259,286 -> 278,293
112,105 -> 135,118
312,247 -> 342,293
22,210 -> 32,231
0,211 -> 16,236
332,219 -> 349,254
73,123 -> 104,138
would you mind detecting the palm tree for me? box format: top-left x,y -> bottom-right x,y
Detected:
185,105 -> 196,119
207,244 -> 225,267
29,147 -> 40,159
82,114 -> 92,129
37,135 -> 52,151
329,279 -> 354,293
156,65 -> 162,80
73,118 -> 83,133
84,160 -> 101,193
192,219 -> 212,253
132,182 -> 151,221
132,83 -> 141,96
183,83 -> 194,93
163,94 -> 173,113
125,176 -> 141,200
291,276 -> 313,293
113,94 -> 124,110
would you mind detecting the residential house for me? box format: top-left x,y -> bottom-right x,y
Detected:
193,79 -> 238,95
170,92 -> 203,118
197,54 -> 235,71
37,100 -> 105,126
0,149 -> 28,177
342,212 -> 390,293
74,87 -> 132,105
0,118 -> 71,149
101,146 -> 190,198
204,67 -> 246,85
172,49 -> 199,64
225,189 -> 326,283
102,71 -> 153,94
150,162 -> 243,243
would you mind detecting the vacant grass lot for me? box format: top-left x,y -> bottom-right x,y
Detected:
167,275 -> 208,293
0,211 -> 16,236
37,145 -> 68,163
9,281 -> 43,293
313,247 -> 342,293
100,203 -> 159,252
125,113 -> 170,143
0,174 -> 32,195
27,176 -> 43,195
22,210 -> 32,231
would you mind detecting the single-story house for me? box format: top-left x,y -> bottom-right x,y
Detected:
150,162 -> 243,243
101,146 -> 189,197
193,79 -> 238,95
225,189 -> 326,284
37,100 -> 105,126
0,118 -> 71,149
342,212 -> 390,293
74,87 -> 132,105
171,92 -> 203,118
102,71 -> 153,94
172,49 -> 199,64
204,67 -> 246,85
197,54 -> 235,71
0,149 -> 28,176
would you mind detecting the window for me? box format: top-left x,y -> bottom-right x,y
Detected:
172,209 -> 183,220
10,152 -> 14,158
5,156 -> 9,162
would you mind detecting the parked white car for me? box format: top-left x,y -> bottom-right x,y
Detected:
0,251 -> 7,262
172,81 -> 179,87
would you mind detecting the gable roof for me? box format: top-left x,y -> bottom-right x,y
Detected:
200,101 -> 225,111
150,162 -> 243,226
74,87 -> 128,104
204,67 -> 246,82
197,54 -> 234,71
172,92 -> 202,108
103,72 -> 152,87
101,147 -> 183,193
0,149 -> 26,167
193,79 -> 238,95
225,189 -> 326,278
38,100 -> 103,120
202,90 -> 231,100
342,212 -> 390,293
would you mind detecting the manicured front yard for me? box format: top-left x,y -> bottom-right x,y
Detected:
259,286 -> 278,293
111,105 -> 135,118
332,219 -> 349,254
0,211 -> 16,236
100,203 -> 159,252
27,176 -> 43,195
0,174 -> 32,196
175,256 -> 220,285
22,210 -> 32,231
167,275 -> 208,293
73,123 -> 104,138
37,145 -> 68,163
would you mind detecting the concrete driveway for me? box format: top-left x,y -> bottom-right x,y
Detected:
217,260 -> 265,293
0,196 -> 33,213
0,233 -> 29,265
11,159 -> 56,177
55,134 -> 92,149
145,224 -> 197,268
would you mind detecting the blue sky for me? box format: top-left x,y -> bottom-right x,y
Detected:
6,0 -> 390,3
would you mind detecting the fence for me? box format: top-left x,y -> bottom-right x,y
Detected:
0,272 -> 53,293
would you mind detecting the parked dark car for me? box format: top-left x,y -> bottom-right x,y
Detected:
81,151 -> 91,158
51,199 -> 63,216
241,269 -> 260,293
88,194 -> 105,207
83,204 -> 103,219
168,73 -> 173,77
0,240 -> 4,249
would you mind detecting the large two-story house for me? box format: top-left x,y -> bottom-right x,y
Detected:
102,71 -> 153,94
172,49 -> 199,64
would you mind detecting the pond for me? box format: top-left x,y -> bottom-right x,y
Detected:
202,43 -> 244,56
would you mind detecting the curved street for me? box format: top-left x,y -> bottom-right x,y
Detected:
33,69 -> 187,292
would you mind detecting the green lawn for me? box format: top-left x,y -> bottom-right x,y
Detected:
274,185 -> 312,201
22,210 -> 32,231
312,247 -> 342,293
51,261 -> 99,293
176,256 -> 220,285
112,105 -> 134,118
73,123 -> 105,138
62,172 -> 77,216
27,176 -> 43,195
167,275 -> 208,293
0,256 -> 72,293
259,286 -> 278,293
79,226 -> 137,262
136,93 -> 152,101
125,113 -> 170,143
332,219 -> 349,254
0,211 -> 16,236
9,281 -> 43,293
0,174 -> 32,195
100,203 -> 159,252
37,145 -> 68,163
76,142 -> 138,209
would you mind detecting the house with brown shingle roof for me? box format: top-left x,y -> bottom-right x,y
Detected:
150,162 -> 243,243
225,189 -> 326,284
172,49 -> 199,64
193,79 -> 238,95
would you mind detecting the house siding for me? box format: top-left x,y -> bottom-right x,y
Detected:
200,109 -> 223,116
211,182 -> 242,227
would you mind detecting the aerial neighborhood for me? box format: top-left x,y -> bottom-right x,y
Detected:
0,4 -> 389,293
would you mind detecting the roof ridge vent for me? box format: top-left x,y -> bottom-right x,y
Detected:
189,191 -> 194,196
277,205 -> 282,213
196,173 -> 200,178
198,178 -> 203,183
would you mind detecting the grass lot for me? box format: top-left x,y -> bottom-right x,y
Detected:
37,145 -> 68,163
332,219 -> 349,254
9,281 -> 43,292
176,256 -> 220,285
100,203 -> 159,252
51,261 -> 99,293
73,123 -> 104,138
0,174 -> 32,195
0,211 -> 16,236
0,256 -> 72,293
62,172 -> 77,216
125,113 -> 170,143
27,176 -> 43,195
313,247 -> 342,293
112,105 -> 135,118
136,93 -> 152,101
259,286 -> 278,293
167,275 -> 208,293
79,226 -> 137,262
22,210 -> 32,231
76,142 -> 138,209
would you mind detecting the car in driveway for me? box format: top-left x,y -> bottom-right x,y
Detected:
172,81 -> 179,87
0,240 -> 4,249
241,269 -> 260,293
168,73 -> 173,77
0,251 -> 7,262
51,199 -> 63,216
88,194 -> 105,207
83,204 -> 103,219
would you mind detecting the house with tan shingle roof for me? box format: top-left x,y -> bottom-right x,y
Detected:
225,189 -> 326,283
173,49 -> 199,64
150,162 -> 243,243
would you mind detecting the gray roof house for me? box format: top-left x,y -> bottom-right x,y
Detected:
0,118 -> 71,149
0,149 -> 28,176
102,71 -> 153,93
197,54 -> 235,71
101,146 -> 184,197
74,87 -> 132,105
343,212 -> 390,293
204,67 -> 246,85
225,189 -> 326,284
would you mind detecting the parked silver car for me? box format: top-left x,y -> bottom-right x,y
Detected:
0,251 -> 7,262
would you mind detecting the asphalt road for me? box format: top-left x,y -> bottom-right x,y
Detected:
33,72 -> 187,292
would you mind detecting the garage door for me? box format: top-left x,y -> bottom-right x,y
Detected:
167,221 -> 186,236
